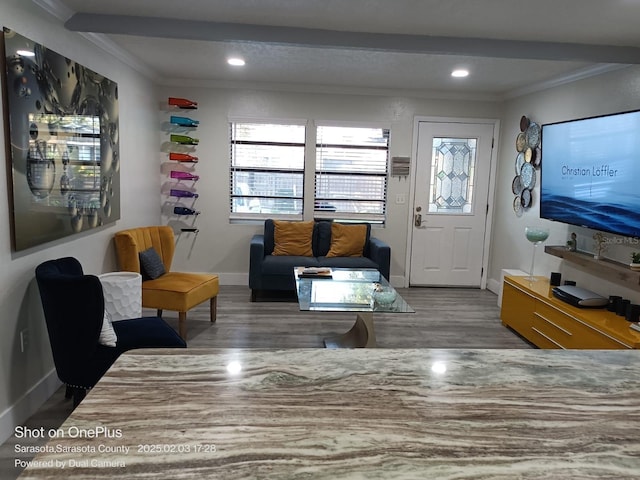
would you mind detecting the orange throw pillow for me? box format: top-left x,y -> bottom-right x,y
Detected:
272,220 -> 314,256
326,223 -> 367,257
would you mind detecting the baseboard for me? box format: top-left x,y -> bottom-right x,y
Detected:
0,369 -> 61,445
487,278 -> 500,296
217,272 -> 249,286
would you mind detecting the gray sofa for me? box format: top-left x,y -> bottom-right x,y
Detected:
249,219 -> 391,301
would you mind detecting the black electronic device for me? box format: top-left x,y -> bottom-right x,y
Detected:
541,109 -> 640,238
552,285 -> 608,308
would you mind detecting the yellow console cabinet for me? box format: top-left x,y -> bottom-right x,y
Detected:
501,275 -> 640,349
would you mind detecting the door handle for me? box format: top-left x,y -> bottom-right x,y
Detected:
414,213 -> 422,227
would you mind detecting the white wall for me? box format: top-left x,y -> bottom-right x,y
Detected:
488,66 -> 640,302
157,86 -> 503,285
5,0 -> 640,448
0,1 -> 159,442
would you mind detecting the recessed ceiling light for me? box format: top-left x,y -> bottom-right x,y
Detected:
227,57 -> 245,67
16,49 -> 35,57
451,69 -> 469,78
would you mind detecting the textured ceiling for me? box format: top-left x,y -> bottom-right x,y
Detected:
39,0 -> 640,98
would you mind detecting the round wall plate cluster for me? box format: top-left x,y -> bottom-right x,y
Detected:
512,115 -> 541,216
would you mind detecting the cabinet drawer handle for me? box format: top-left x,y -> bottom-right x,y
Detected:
531,327 -> 566,349
536,314 -> 573,336
536,311 -> 632,349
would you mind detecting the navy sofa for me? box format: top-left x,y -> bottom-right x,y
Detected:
249,219 -> 390,300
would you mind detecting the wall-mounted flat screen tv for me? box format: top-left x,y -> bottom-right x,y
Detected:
540,110 -> 640,238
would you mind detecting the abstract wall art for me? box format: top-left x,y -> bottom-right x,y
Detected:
1,28 -> 120,251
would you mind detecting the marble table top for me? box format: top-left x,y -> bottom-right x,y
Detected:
19,349 -> 640,479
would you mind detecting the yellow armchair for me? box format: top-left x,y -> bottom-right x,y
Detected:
114,226 -> 219,339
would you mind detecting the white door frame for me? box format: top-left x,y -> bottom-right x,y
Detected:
403,116 -> 501,289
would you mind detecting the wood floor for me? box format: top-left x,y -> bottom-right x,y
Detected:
185,285 -> 531,349
1,285 -> 530,479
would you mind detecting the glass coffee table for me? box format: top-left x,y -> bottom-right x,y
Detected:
294,267 -> 414,348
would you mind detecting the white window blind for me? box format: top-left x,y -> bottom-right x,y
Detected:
229,122 -> 305,219
315,126 -> 389,222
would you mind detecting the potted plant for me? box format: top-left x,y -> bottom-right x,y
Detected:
631,252 -> 640,271
593,232 -> 607,260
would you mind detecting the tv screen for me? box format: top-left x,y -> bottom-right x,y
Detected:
540,110 -> 640,238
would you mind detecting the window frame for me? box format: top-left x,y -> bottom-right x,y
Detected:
228,119 -> 391,225
314,123 -> 390,224
229,119 -> 307,221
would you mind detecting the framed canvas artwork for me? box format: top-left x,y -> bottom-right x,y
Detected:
1,28 -> 120,250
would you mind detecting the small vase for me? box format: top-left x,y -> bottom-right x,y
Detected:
630,263 -> 640,271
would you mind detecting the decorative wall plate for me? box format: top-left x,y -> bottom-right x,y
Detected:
525,122 -> 541,148
513,196 -> 523,216
515,152 -> 525,174
513,115 -> 540,216
512,175 -> 523,195
532,146 -> 542,167
524,147 -> 533,163
516,132 -> 527,152
521,188 -> 532,208
520,162 -> 536,189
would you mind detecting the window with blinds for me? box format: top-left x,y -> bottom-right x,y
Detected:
229,122 -> 306,219
315,126 -> 389,223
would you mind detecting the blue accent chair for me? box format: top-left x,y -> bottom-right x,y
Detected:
35,257 -> 186,407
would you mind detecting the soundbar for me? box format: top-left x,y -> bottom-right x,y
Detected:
552,285 -> 608,308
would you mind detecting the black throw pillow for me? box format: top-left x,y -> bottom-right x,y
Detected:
139,247 -> 166,280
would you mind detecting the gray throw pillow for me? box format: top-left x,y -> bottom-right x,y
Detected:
139,247 -> 166,280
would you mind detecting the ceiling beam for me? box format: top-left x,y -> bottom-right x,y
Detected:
65,13 -> 640,64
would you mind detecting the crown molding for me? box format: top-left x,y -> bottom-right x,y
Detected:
156,77 -> 503,102
32,0 -> 156,79
504,64 -> 630,99
78,32 -> 157,79
31,0 -> 73,21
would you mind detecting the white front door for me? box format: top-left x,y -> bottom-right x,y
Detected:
409,120 -> 495,286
